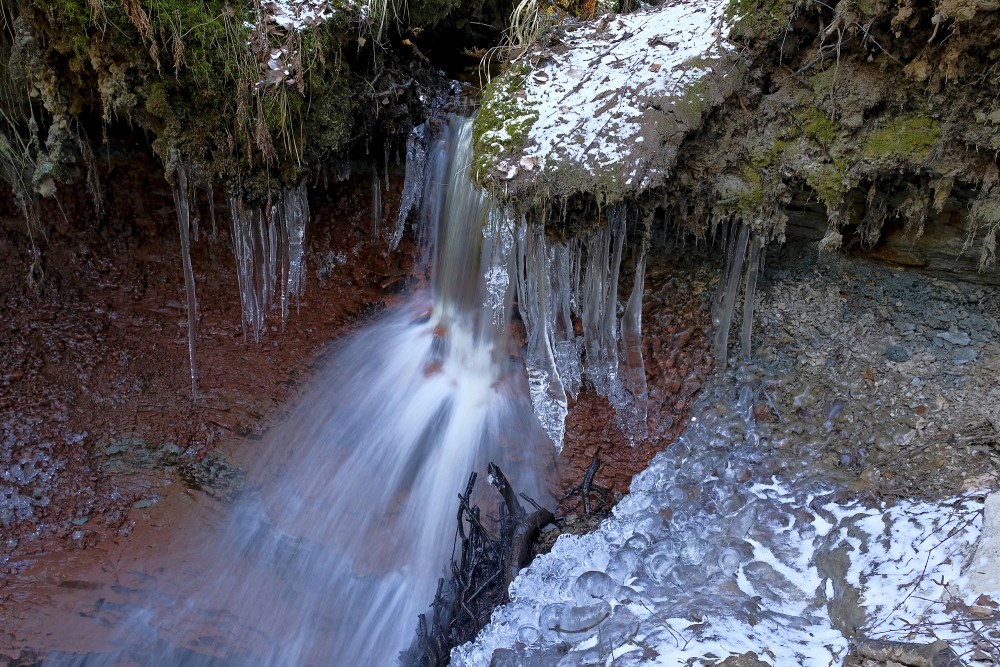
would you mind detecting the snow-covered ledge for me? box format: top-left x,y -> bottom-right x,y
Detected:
473,0 -> 742,205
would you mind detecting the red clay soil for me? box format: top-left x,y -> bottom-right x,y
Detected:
0,153 -> 712,662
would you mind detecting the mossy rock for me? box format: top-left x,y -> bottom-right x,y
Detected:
471,67 -> 539,182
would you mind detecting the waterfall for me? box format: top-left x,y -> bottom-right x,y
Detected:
51,116 -> 550,666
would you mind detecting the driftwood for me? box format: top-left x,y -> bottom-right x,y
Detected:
401,464 -> 553,667
854,638 -> 966,667
487,463 -> 554,591
558,453 -> 611,516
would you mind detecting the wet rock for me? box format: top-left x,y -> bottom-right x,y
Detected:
885,345 -> 910,362
938,331 -> 971,346
177,452 -> 246,502
951,348 -> 978,365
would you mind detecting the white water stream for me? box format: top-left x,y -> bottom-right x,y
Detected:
51,116 -> 554,666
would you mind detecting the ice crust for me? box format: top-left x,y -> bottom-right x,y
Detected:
452,374 -> 994,666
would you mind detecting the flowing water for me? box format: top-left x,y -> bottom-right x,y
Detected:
48,116 -> 551,666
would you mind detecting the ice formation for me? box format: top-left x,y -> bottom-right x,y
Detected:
712,223 -> 765,370
452,373 -> 993,666
170,161 -> 199,396
390,123 -> 428,251
391,118 -> 650,449
509,211 -> 649,449
228,182 -> 310,343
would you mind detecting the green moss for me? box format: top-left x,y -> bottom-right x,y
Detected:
750,140 -> 788,169
736,165 -> 764,210
675,77 -> 712,129
863,115 -> 941,162
804,159 -> 849,208
471,68 -> 539,182
795,108 -> 839,147
25,0 -> 358,193
725,0 -> 790,40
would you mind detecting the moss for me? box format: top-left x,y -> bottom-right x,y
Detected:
22,0 -> 358,194
795,108 -> 839,147
725,0 -> 790,40
863,114 -> 940,162
471,67 -> 539,182
736,165 -> 764,210
804,159 -> 849,208
750,140 -> 789,169
675,77 -> 712,129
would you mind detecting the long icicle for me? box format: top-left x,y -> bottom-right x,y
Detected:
172,161 -> 198,397
713,224 -> 750,371
740,233 -> 763,361
620,247 -> 648,439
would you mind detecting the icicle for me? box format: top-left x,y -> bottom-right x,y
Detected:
283,182 -> 309,317
266,209 -> 278,322
371,166 -> 382,243
581,227 -> 612,394
550,243 -> 581,401
171,161 -> 198,397
389,123 -> 427,251
206,185 -> 217,241
227,181 -> 310,342
580,207 -> 626,397
712,224 -> 750,371
619,249 -> 648,439
483,205 -> 516,331
570,240 -> 583,317
740,234 -> 763,361
516,223 -> 568,449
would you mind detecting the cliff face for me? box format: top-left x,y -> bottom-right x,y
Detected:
471,0 -> 1000,283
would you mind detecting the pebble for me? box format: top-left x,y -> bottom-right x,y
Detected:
885,345 -> 910,362
938,331 -> 971,346
952,348 -> 978,365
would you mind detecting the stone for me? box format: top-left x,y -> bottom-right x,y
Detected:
885,345 -> 910,362
965,493 -> 1000,595
937,331 -> 971,346
952,348 -> 978,364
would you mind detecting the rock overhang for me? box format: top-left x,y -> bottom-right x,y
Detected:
473,0 -> 743,208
